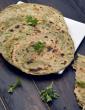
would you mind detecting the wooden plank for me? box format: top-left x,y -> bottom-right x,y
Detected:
0,94 -> 10,110
0,97 -> 8,110
74,0 -> 85,15
0,100 -> 6,110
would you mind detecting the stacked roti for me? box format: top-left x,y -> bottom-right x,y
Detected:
0,3 -> 74,75
73,54 -> 85,110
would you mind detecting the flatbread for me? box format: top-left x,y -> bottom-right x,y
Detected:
73,54 -> 85,110
0,3 -> 69,51
0,3 -> 75,75
11,30 -> 74,75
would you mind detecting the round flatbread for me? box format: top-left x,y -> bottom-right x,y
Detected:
0,3 -> 69,51
0,3 -> 75,75
73,54 -> 85,110
11,29 -> 74,75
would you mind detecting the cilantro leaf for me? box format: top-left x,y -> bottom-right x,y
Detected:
40,82 -> 59,103
8,78 -> 22,94
32,41 -> 45,53
26,16 -> 38,26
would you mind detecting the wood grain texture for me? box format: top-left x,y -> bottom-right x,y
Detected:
74,0 -> 85,15
0,0 -> 85,110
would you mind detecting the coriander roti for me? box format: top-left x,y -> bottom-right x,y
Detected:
73,54 -> 85,110
0,3 -> 68,51
11,30 -> 74,75
0,3 -> 75,75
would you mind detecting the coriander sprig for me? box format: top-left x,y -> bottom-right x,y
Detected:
40,82 -> 59,103
8,78 -> 22,94
26,16 -> 38,26
32,41 -> 45,53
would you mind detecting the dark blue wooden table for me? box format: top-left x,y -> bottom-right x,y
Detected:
0,0 -> 85,110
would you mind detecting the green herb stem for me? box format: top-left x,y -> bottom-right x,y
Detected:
40,82 -> 59,103
8,78 -> 22,94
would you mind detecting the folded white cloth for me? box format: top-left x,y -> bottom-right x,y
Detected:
64,17 -> 85,50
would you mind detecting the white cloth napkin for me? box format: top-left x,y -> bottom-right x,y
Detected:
17,1 -> 85,74
64,17 -> 85,50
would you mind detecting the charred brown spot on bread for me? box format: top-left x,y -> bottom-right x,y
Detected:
47,46 -> 53,52
49,32 -> 51,34
61,30 -> 65,33
22,23 -> 26,25
27,59 -> 34,64
40,6 -> 43,9
30,41 -> 34,46
26,33 -> 29,35
67,42 -> 69,45
15,58 -> 18,62
29,67 -> 42,72
60,53 -> 65,57
55,40 -> 58,44
44,36 -> 48,38
68,38 -> 70,41
26,48 -> 29,52
80,67 -> 85,72
70,46 -> 73,49
61,61 -> 67,65
15,25 -> 20,28
51,39 -> 54,43
9,29 -> 14,32
49,21 -> 54,24
64,61 -> 67,65
1,27 -> 4,30
54,59 -> 57,62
